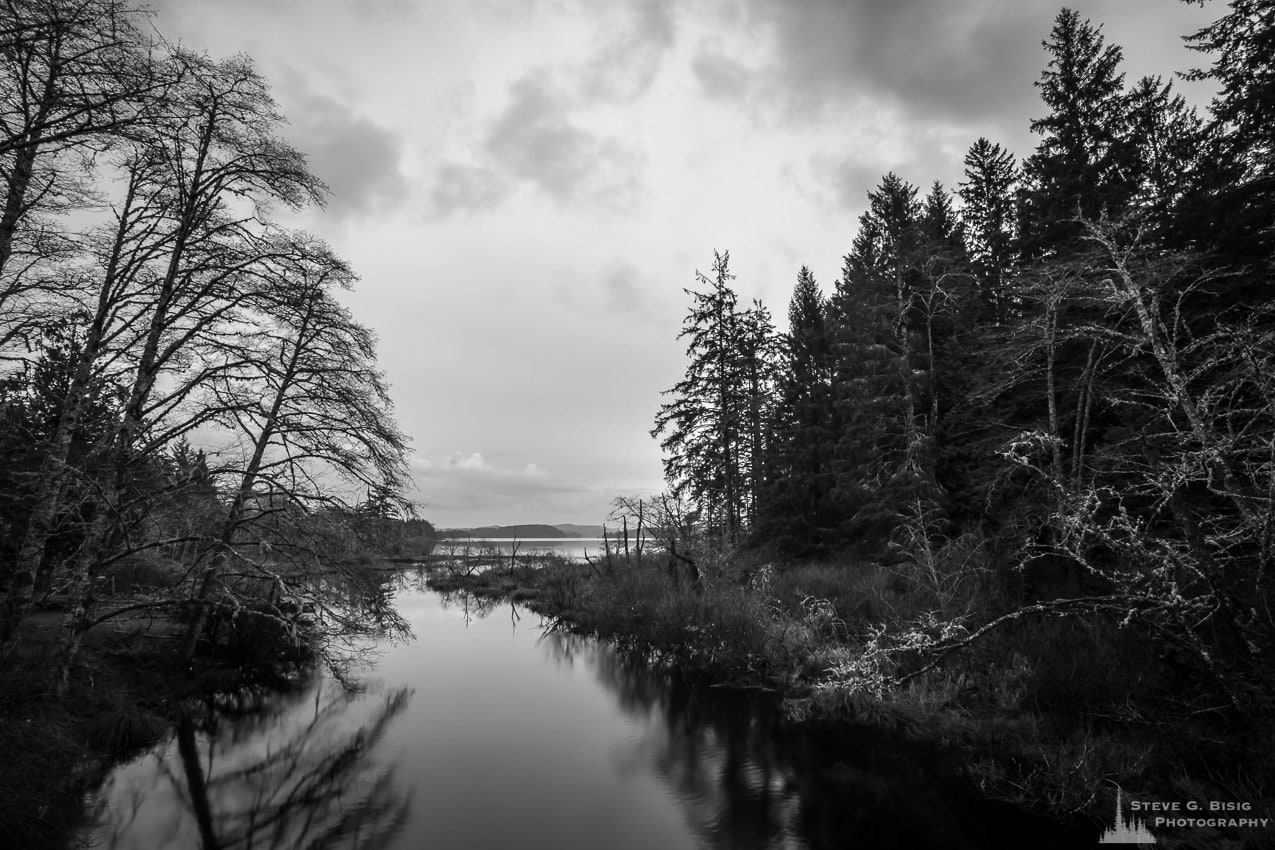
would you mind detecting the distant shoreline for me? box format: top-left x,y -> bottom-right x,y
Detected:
437,523 -> 607,540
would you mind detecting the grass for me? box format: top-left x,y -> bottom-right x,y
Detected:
425,553 -> 550,602
527,552 -> 876,688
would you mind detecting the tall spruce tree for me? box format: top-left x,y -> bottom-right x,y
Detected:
1020,8 -> 1132,257
735,298 -> 780,531
1180,0 -> 1275,265
913,183 -> 972,444
654,251 -> 774,542
830,174 -> 932,546
1124,75 -> 1204,233
757,267 -> 838,554
958,138 -> 1020,324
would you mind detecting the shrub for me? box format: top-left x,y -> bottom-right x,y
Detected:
201,601 -> 314,670
766,561 -> 896,631
86,703 -> 169,753
1000,617 -> 1164,719
103,552 -> 183,593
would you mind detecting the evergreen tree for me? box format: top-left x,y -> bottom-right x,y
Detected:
654,251 -> 757,541
757,267 -> 838,554
914,182 -> 972,444
958,138 -> 1020,324
829,174 -> 931,546
735,298 -> 781,531
1124,75 -> 1204,232
1020,8 -> 1132,257
1180,0 -> 1275,263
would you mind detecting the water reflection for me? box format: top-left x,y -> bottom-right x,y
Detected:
85,585 -> 1089,850
539,628 -> 1089,850
551,631 -> 799,848
433,537 -> 608,562
89,681 -> 414,850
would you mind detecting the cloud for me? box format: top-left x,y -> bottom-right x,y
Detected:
450,452 -> 493,472
740,0 -> 1044,125
823,156 -> 885,212
483,73 -> 645,209
278,72 -> 410,219
800,117 -> 1011,216
412,452 -> 603,522
428,452 -> 568,486
601,261 -> 658,320
579,0 -> 676,102
550,259 -> 663,324
427,162 -> 511,218
690,38 -> 754,101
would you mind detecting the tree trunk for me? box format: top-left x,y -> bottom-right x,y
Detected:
1044,294 -> 1064,484
1070,340 -> 1100,485
175,552 -> 225,667
175,288 -> 314,666
0,170 -> 144,651
51,570 -> 105,696
176,717 -> 221,850
896,264 -> 919,472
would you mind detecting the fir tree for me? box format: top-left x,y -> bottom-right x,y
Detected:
830,174 -> 930,546
1020,8 -> 1132,257
757,267 -> 838,554
958,138 -> 1020,324
653,252 -> 777,542
1180,0 -> 1275,263
1123,75 -> 1204,231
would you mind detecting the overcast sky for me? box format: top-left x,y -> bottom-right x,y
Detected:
150,0 -> 1220,528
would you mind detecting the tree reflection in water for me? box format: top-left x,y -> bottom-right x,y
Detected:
88,680 -> 414,850
436,587 -> 521,631
540,630 -> 1087,850
541,630 -> 803,848
83,587 -> 1086,850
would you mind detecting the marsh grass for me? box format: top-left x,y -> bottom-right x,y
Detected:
426,553 -> 562,602
531,554 -> 879,688
86,700 -> 170,754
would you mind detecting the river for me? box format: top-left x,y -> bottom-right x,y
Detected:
80,571 -> 1092,849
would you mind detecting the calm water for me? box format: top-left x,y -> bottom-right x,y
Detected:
433,537 -> 625,562
81,574 -> 1092,849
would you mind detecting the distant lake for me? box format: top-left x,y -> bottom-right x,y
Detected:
433,537 -> 645,562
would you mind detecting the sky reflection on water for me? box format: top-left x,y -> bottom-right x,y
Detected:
83,575 -> 1089,849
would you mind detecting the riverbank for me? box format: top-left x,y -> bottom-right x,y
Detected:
0,604 -> 313,849
426,553 -> 1275,849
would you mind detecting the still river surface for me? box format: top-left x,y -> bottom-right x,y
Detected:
81,570 -> 1092,849
432,537 -> 619,561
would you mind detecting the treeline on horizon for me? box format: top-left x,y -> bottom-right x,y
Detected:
654,4 -> 1275,716
0,0 -> 422,690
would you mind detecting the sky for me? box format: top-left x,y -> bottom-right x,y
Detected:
147,0 -> 1221,529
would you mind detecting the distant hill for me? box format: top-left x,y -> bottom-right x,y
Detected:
438,524 -> 570,539
555,524 -> 606,538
